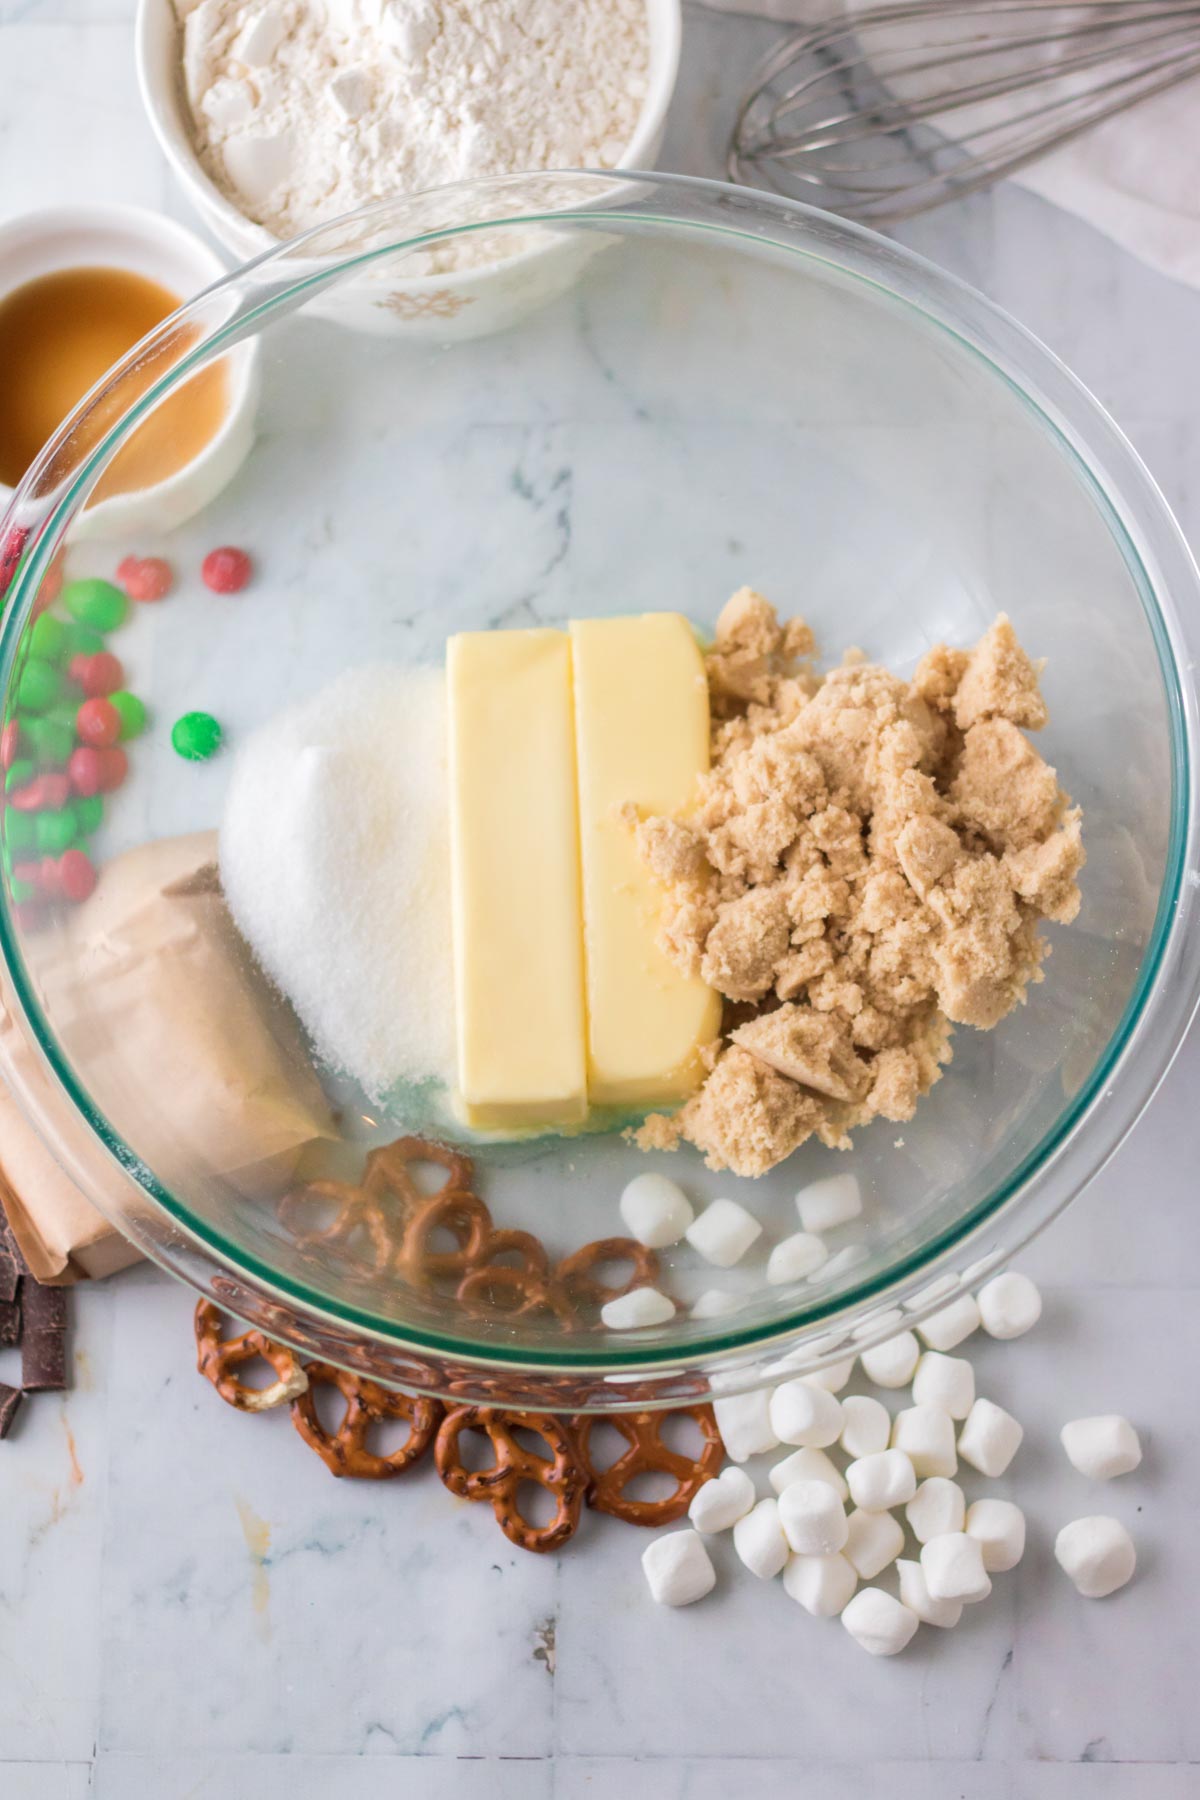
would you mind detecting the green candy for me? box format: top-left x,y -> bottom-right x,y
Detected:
63,622 -> 106,660
73,795 -> 103,836
4,811 -> 36,852
110,690 -> 147,742
17,658 -> 63,713
29,615 -> 68,664
171,711 -> 222,762
34,808 -> 77,855
34,810 -> 76,856
63,577 -> 128,633
25,716 -> 74,767
5,757 -> 34,794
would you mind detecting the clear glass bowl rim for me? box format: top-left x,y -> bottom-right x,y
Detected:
2,170 -> 1199,1391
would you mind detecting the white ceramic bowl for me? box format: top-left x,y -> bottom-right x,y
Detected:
135,0 -> 682,339
0,204 -> 258,543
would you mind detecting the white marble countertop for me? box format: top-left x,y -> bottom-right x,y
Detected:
1,3 -> 1199,1796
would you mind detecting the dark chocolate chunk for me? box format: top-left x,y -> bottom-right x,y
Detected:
0,1381 -> 23,1439
21,1280 -> 67,1333
0,1216 -> 23,1300
21,1327 -> 67,1392
0,1289 -> 19,1347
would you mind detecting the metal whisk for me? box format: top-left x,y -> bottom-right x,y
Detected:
728,0 -> 1200,224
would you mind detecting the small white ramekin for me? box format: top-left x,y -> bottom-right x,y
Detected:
135,0 -> 682,340
0,205 -> 258,543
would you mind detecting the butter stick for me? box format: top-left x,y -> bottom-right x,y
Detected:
447,629 -> 588,1129
570,613 -> 721,1107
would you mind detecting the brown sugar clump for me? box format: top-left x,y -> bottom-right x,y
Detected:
631,596 -> 1085,1177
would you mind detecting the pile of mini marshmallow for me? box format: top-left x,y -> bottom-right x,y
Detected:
617,1172 -> 1143,1655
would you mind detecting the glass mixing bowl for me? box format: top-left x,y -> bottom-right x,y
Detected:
1,173 -> 1198,1409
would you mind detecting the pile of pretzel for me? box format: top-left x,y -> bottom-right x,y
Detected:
276,1136 -> 661,1329
198,1134 -> 726,1550
196,1298 -> 724,1554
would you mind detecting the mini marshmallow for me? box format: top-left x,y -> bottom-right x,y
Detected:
840,1394 -> 891,1459
1060,1415 -> 1143,1481
600,1286 -> 675,1330
892,1405 -> 958,1478
965,1498 -> 1026,1572
803,1356 -> 856,1393
770,1379 -> 844,1448
778,1479 -> 850,1555
912,1351 -> 976,1420
846,1448 -> 916,1512
767,1231 -> 828,1285
859,1330 -> 921,1389
917,1293 -> 981,1352
733,1497 -> 790,1579
619,1173 -> 694,1247
1054,1515 -> 1136,1598
841,1587 -> 919,1656
904,1274 -> 960,1312
844,1507 -> 905,1580
783,1550 -> 858,1617
713,1391 -> 779,1464
691,1288 -> 743,1320
688,1466 -> 756,1534
811,1244 -> 869,1284
642,1530 -> 716,1606
978,1270 -> 1042,1339
958,1398 -> 1024,1478
906,1477 -> 965,1544
686,1198 -> 762,1268
796,1172 -> 862,1234
854,1306 -> 905,1342
920,1531 -> 992,1604
897,1558 -> 963,1629
769,1446 -> 849,1501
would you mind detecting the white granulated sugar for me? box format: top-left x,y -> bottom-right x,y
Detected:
219,665 -> 455,1100
177,0 -> 650,243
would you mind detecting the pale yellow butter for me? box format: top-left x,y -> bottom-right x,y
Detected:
447,629 -> 588,1129
570,613 -> 721,1107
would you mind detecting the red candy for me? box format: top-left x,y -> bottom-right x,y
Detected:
76,697 -> 121,749
37,857 -> 62,898
1,721 -> 20,770
58,849 -> 97,903
116,554 -> 173,602
201,545 -> 252,593
39,771 -> 71,810
8,779 -> 45,812
68,747 -> 103,798
97,747 -> 128,793
13,900 -> 44,932
69,747 -> 124,796
12,861 -> 41,886
70,652 -> 125,698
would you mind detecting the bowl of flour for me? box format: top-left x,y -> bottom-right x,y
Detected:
137,0 -> 681,338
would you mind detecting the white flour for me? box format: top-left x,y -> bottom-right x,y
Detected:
176,0 -> 650,242
218,665 -> 456,1102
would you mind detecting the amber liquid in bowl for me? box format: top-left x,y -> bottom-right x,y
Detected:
0,265 -> 227,500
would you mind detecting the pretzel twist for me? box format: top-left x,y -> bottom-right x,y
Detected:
574,1405 -> 725,1525
291,1361 -> 443,1478
435,1405 -> 587,1552
556,1237 -> 661,1308
194,1301 -> 309,1411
